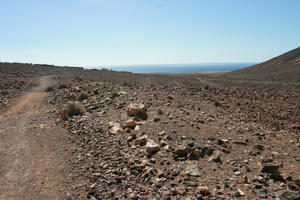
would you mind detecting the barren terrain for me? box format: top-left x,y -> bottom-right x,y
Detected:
0,62 -> 299,200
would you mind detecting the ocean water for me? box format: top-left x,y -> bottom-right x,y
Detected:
88,63 -> 255,74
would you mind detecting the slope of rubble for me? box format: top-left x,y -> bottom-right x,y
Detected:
48,77 -> 300,200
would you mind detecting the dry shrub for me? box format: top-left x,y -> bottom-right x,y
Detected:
157,108 -> 164,115
58,83 -> 67,89
1,90 -> 9,95
45,86 -> 54,92
93,89 -> 99,95
78,92 -> 89,101
75,76 -> 82,81
58,102 -> 85,119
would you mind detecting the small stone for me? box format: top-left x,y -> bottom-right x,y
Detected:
196,186 -> 210,196
254,182 -> 264,189
209,151 -> 222,163
153,117 -> 160,122
134,125 -> 140,131
261,163 -> 280,174
122,119 -> 137,129
202,145 -> 214,156
185,164 -> 201,177
92,173 -> 101,177
173,145 -> 190,160
287,180 -> 299,191
128,193 -> 138,200
257,189 -> 268,198
234,171 -> 242,175
126,103 -> 147,120
118,91 -> 127,95
262,156 -> 274,163
164,190 -> 171,196
169,181 -> 179,186
188,149 -> 202,160
108,122 -> 124,134
134,135 -> 148,146
145,140 -> 160,154
158,131 -> 166,136
294,175 -> 300,187
234,189 -> 245,197
218,139 -> 228,147
277,190 -> 300,200
255,144 -> 265,150
127,135 -> 135,142
232,140 -> 248,145
164,145 -> 170,151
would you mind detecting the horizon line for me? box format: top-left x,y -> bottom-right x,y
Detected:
0,60 -> 259,68
87,62 -> 258,68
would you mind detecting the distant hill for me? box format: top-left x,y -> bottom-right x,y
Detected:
223,47 -> 300,81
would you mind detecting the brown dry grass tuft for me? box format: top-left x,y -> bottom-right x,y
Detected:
45,86 -> 54,92
58,83 -> 67,89
58,101 -> 85,119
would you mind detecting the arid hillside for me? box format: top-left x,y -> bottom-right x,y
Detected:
223,47 -> 300,81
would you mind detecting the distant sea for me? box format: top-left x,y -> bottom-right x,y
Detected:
87,63 -> 256,74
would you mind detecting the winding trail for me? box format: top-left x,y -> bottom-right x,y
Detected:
0,77 -> 70,200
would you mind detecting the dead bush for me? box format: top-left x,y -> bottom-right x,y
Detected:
78,92 -> 89,101
157,108 -> 164,115
59,102 -> 85,119
58,83 -> 67,89
93,89 -> 99,95
45,86 -> 54,92
1,90 -> 9,95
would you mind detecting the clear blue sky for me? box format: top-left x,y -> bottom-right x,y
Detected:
0,0 -> 299,66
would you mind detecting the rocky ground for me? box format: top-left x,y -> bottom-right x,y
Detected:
48,74 -> 299,200
0,65 -> 33,110
0,63 -> 299,200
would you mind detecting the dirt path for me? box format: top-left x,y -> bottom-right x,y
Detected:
0,77 -> 70,200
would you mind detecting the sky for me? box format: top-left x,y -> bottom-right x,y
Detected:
0,0 -> 299,67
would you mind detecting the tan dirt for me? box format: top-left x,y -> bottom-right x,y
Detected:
0,76 -> 70,200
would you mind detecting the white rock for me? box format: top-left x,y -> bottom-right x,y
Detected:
158,131 -> 166,136
109,122 -> 124,134
185,164 -> 201,176
145,140 -> 160,154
